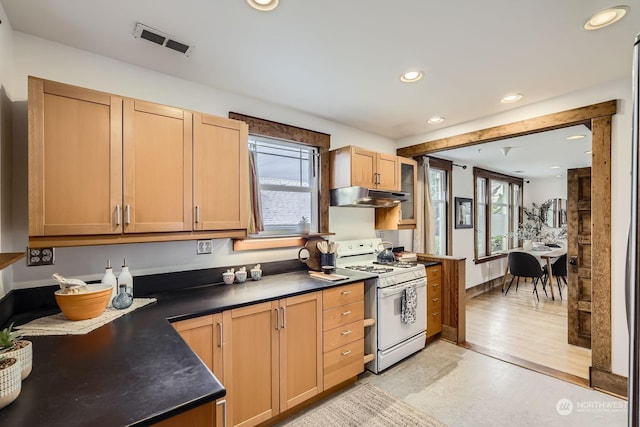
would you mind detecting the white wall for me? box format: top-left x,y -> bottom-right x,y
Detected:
4,31 -> 396,289
396,78 -> 632,377
524,177 -> 567,205
0,3 -> 14,297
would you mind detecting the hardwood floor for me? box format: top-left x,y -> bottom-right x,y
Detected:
465,280 -> 592,381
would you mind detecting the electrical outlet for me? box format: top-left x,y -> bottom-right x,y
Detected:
27,247 -> 55,266
197,240 -> 212,255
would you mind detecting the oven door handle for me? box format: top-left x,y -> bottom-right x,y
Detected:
378,280 -> 425,297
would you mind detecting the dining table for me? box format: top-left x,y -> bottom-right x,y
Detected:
500,246 -> 567,300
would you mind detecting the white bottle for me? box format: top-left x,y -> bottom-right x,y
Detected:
118,258 -> 134,297
101,259 -> 118,307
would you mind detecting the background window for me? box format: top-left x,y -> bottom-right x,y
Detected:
429,168 -> 448,255
473,168 -> 523,262
250,136 -> 318,234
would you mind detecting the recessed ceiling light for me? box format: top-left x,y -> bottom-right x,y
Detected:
513,170 -> 525,173
555,174 -> 563,178
584,6 -> 629,30
247,0 -> 279,11
400,70 -> 424,83
585,150 -> 593,154
427,116 -> 445,124
550,166 -> 561,169
500,93 -> 523,103
566,134 -> 586,140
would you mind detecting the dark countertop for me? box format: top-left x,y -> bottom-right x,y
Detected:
418,261 -> 440,268
0,268 -> 376,427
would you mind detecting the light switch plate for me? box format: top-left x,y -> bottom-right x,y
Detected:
197,240 -> 212,255
27,247 -> 55,266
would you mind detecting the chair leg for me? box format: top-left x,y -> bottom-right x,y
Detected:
557,277 -> 563,301
515,277 -> 520,292
505,276 -> 516,295
539,276 -> 548,297
532,277 -> 540,302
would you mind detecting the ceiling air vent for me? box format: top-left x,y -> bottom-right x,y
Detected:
133,22 -> 193,57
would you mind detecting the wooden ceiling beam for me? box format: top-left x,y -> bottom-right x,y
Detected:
396,100 -> 617,157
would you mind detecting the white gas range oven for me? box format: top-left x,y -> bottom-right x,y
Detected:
334,238 -> 427,374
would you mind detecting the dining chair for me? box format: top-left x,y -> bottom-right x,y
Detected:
505,252 -> 547,302
542,254 -> 568,300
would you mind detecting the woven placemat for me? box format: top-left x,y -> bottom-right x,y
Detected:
15,298 -> 157,336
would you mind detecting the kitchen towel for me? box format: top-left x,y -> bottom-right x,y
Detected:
401,285 -> 417,324
16,298 -> 156,336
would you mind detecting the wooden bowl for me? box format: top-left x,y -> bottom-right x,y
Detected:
54,284 -> 112,321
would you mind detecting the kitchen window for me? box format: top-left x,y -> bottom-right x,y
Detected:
249,136 -> 319,235
473,167 -> 523,262
228,112 -> 331,250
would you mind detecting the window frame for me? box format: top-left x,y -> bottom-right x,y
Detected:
473,167 -> 523,264
229,112 -> 331,250
248,136 -> 319,235
428,156 -> 453,255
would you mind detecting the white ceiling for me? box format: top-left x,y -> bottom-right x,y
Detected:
431,124 -> 592,179
1,0 -> 638,145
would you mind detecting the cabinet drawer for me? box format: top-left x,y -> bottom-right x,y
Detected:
427,281 -> 441,298
323,320 -> 364,352
323,282 -> 364,309
323,301 -> 364,331
426,266 -> 441,282
428,296 -> 441,311
323,338 -> 364,389
427,310 -> 442,337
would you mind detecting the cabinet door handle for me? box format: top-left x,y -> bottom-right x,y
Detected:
281,307 -> 286,329
432,284 -> 439,288
216,399 -> 227,427
432,312 -> 439,316
341,310 -> 352,316
274,308 -> 280,331
341,350 -> 352,356
341,330 -> 352,336
195,206 -> 200,223
432,298 -> 439,302
115,205 -> 121,226
217,322 -> 223,348
341,290 -> 351,295
125,205 -> 131,225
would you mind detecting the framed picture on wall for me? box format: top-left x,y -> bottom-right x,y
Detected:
455,197 -> 473,229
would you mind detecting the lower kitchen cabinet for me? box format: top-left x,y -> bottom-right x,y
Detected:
156,314 -> 225,427
426,264 -> 443,338
223,292 -> 323,427
322,282 -> 365,389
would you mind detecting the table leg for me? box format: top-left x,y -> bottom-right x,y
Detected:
502,260 -> 509,292
545,258 -> 555,300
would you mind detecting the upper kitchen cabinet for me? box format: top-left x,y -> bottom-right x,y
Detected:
28,77 -> 124,236
398,156 -> 417,226
193,113 -> 248,231
28,77 -> 248,247
374,156 -> 417,230
123,98 -> 193,233
330,146 -> 399,191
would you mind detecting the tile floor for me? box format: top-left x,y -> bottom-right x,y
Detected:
359,340 -> 627,426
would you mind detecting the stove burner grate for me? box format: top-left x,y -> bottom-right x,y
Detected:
344,265 -> 395,273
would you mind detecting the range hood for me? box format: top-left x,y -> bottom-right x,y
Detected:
330,186 -> 409,208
